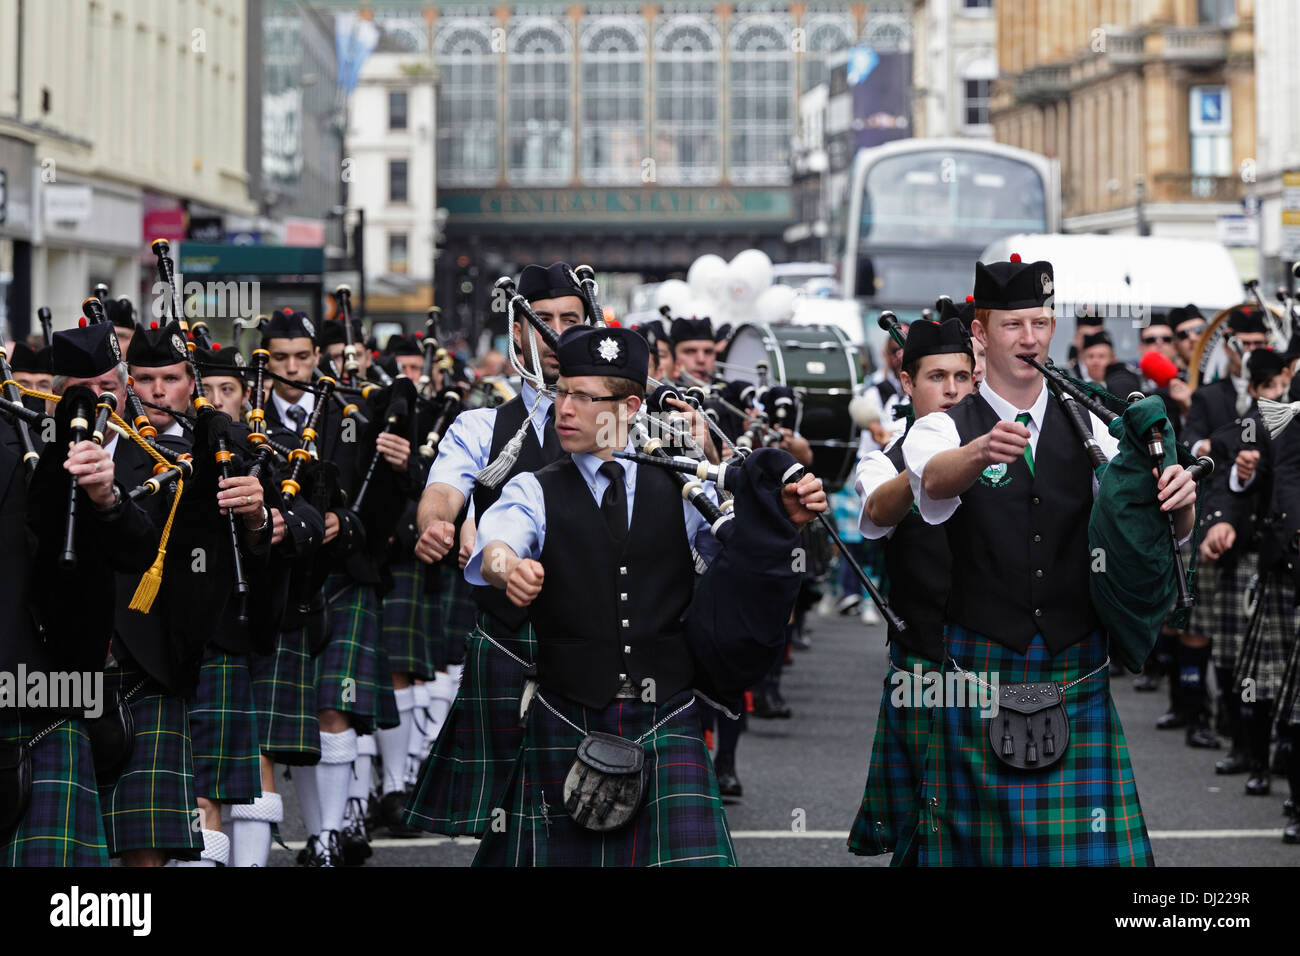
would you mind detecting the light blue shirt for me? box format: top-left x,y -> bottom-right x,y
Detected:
465,442 -> 722,585
425,380 -> 554,498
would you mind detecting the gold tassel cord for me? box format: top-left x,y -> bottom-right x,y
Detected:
15,383 -> 184,613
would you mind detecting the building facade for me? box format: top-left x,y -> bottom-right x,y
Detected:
991,0 -> 1255,256
1252,0 -> 1300,288
0,0 -> 255,337
910,0 -> 997,140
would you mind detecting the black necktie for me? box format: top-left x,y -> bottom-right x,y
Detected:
598,460 -> 627,543
541,403 -> 559,458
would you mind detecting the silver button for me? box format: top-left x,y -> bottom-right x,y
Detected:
1032,534 -> 1041,543
1032,496 -> 1041,505
619,673 -> 627,681
619,566 -> 628,575
624,645 -> 632,654
619,592 -> 628,601
621,619 -> 629,628
1034,608 -> 1043,618
1035,569 -> 1043,578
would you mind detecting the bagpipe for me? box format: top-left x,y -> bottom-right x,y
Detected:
1016,355 -> 1215,670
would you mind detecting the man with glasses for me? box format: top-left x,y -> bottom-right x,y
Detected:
1172,305 -> 1208,370
1185,307 -> 1272,459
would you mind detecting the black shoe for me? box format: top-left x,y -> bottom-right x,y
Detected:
1186,724 -> 1222,749
302,831 -> 340,868
380,790 -> 422,838
752,688 -> 792,719
1132,673 -> 1159,692
1245,766 -> 1271,796
1215,751 -> 1250,775
1285,819 -> 1300,844
714,761 -> 743,801
340,798 -> 372,866
1156,710 -> 1187,730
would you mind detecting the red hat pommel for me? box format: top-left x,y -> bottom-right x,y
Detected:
282,307 -> 292,315
414,331 -> 423,339
372,350 -> 380,358
1009,253 -> 1022,263
151,321 -> 159,329
965,295 -> 974,302
606,319 -> 621,327
212,342 -> 221,350
78,317 -> 87,328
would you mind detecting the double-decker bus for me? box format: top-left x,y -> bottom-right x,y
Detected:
841,139 -> 1061,319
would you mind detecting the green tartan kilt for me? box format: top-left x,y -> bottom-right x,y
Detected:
909,627 -> 1153,867
474,689 -> 736,867
250,626 -> 320,766
1189,554 -> 1258,668
187,651 -> 262,803
1232,571 -> 1298,701
405,613 -> 535,836
0,714 -> 108,867
316,578 -> 399,734
848,644 -> 941,862
1279,622 -> 1300,728
98,668 -> 202,859
382,561 -> 437,680
441,570 -> 477,666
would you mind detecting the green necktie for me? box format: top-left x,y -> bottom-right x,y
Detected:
1015,412 -> 1035,476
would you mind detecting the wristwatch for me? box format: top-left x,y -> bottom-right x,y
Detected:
246,504 -> 271,534
94,483 -> 126,518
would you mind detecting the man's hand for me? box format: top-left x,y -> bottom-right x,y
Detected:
377,432 -> 411,471
217,475 -> 266,528
1200,521 -> 1236,562
66,440 -> 117,509
1234,449 -> 1260,485
980,420 -> 1030,465
664,397 -> 719,464
781,473 -> 826,527
505,557 -> 545,607
867,421 -> 892,446
415,519 -> 457,563
324,510 -> 341,544
458,518 -> 476,570
1154,464 -> 1197,513
270,508 -> 286,546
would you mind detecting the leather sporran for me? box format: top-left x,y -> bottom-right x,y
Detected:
86,685 -> 136,783
562,732 -> 648,832
988,682 -> 1069,771
0,740 -> 33,834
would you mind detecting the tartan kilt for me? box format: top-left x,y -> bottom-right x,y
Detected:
848,644 -> 941,861
405,613 -> 535,836
1279,627 -> 1300,728
250,626 -> 320,766
473,689 -> 736,867
910,627 -> 1153,867
98,668 -> 202,859
1191,554 -> 1259,668
0,714 -> 108,867
1232,571 -> 1298,702
187,651 -> 262,803
316,578 -> 399,734
381,561 -> 437,679
441,571 -> 477,666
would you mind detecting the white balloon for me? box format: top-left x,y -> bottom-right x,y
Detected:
653,279 -> 692,316
726,249 -> 774,307
755,284 -> 798,323
688,254 -> 730,304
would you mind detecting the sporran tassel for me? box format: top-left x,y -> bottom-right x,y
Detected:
1258,398 -> 1300,439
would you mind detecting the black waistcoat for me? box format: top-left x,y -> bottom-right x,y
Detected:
943,392 -> 1099,654
882,440 -> 949,661
472,395 -> 562,631
529,458 -> 695,709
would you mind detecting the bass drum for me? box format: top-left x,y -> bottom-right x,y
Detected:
722,323 -> 861,491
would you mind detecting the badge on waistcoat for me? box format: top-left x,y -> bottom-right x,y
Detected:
979,462 -> 1012,487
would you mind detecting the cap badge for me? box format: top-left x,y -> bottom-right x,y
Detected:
1040,273 -> 1053,296
596,337 -> 621,363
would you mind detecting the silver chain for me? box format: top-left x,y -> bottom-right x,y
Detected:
946,656 -> 1111,694
536,691 -> 695,745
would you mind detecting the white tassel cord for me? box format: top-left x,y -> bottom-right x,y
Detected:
1258,397 -> 1300,439
477,297 -> 550,489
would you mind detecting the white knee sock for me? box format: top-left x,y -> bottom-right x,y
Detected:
230,792 -> 283,868
317,728 -> 358,836
378,687 -> 414,795
352,734 -> 376,804
428,671 -> 457,741
172,828 -> 231,867
295,762 -> 322,837
406,685 -> 432,787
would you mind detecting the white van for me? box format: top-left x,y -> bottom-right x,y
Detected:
979,233 -> 1244,362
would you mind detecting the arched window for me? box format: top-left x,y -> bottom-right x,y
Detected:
506,17 -> 573,185
728,13 -> 793,185
434,19 -> 499,186
863,1 -> 911,53
800,10 -> 853,93
653,15 -> 721,185
579,16 -> 647,185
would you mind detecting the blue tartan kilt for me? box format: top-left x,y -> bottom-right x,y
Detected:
848,643 -> 941,862
250,626 -> 320,766
382,561 -> 437,680
187,651 -> 262,803
98,668 -> 202,860
0,714 -> 108,867
910,627 -> 1153,867
316,578 -> 399,734
442,571 -> 477,665
474,689 -> 736,868
405,613 -> 535,836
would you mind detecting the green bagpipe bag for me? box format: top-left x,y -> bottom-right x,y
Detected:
1087,394 -> 1188,673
